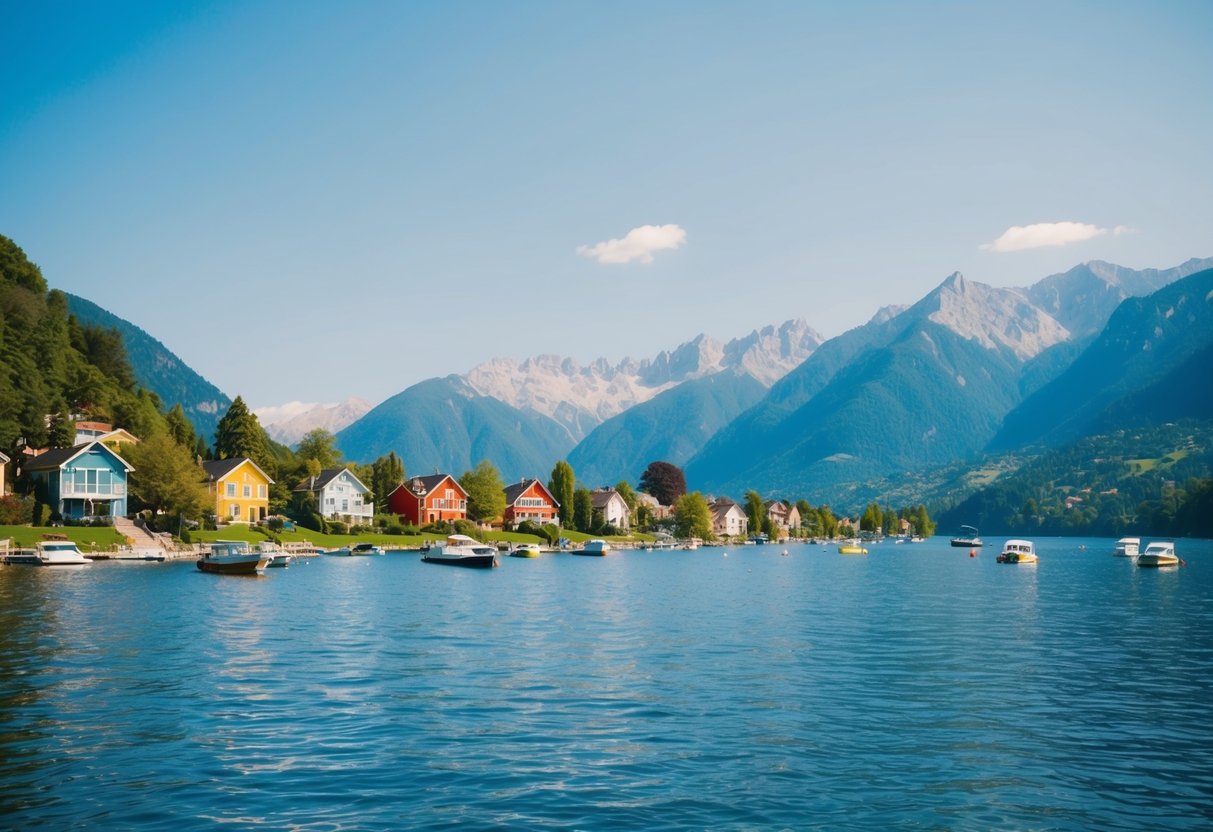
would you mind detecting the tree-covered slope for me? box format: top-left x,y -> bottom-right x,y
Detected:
334,376 -> 574,481
567,370 -> 767,488
66,293 -> 231,443
990,268 -> 1213,451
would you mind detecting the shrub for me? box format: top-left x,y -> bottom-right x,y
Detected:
421,520 -> 451,535
266,517 -> 285,532
327,521 -> 348,536
540,523 -> 561,545
451,519 -> 480,538
0,494 -> 34,525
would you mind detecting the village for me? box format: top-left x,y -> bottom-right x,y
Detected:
0,417 -> 930,562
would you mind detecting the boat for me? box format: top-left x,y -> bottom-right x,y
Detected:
197,540 -> 269,575
36,540 -> 91,566
327,542 -> 385,556
996,539 -> 1037,564
1113,537 -> 1140,557
839,541 -> 868,555
575,539 -> 611,556
510,543 -> 542,558
1136,541 -> 1180,568
950,525 -> 983,547
422,534 -> 498,568
256,544 -> 292,568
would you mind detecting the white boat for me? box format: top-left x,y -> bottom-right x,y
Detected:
997,539 -> 1037,564
576,539 -> 610,556
327,542 -> 385,556
256,543 -> 292,568
510,543 -> 542,558
1113,537 -> 1140,557
197,540 -> 269,575
35,540 -> 91,566
1137,541 -> 1180,568
422,534 -> 498,568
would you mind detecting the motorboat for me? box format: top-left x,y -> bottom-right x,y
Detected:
1136,541 -> 1180,568
996,539 -> 1037,564
950,525 -> 983,547
36,540 -> 91,566
1113,537 -> 1140,557
422,534 -> 498,568
839,541 -> 868,555
197,540 -> 270,575
257,544 -> 292,568
575,539 -> 610,556
328,542 -> 385,556
510,543 -> 542,558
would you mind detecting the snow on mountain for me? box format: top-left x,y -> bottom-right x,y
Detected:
256,398 -> 374,446
462,320 -> 823,441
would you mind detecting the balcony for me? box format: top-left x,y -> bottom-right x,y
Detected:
61,482 -> 126,498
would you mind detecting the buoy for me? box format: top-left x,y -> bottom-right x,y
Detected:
723,552 -> 729,557
782,549 -> 789,556
969,549 -> 976,558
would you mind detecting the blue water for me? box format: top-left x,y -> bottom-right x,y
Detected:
2,537 -> 1212,830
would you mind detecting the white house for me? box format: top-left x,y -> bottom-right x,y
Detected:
0,450 -> 9,495
294,467 -> 374,526
591,488 -> 630,530
710,498 -> 749,539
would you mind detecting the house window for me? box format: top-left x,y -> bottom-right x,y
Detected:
243,485 -> 251,498
231,504 -> 241,518
342,500 -> 349,512
258,485 -> 266,498
226,483 -> 236,497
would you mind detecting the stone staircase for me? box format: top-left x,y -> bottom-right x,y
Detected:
113,517 -> 172,556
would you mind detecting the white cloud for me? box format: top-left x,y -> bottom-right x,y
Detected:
577,224 -> 687,264
980,221 -> 1122,253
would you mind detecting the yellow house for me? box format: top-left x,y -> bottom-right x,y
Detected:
202,458 -> 273,523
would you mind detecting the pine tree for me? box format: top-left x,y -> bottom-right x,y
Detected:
548,460 -> 575,527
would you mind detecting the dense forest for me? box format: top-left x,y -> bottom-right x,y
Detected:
937,421 -> 1213,538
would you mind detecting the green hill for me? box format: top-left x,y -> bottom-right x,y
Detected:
66,293 -> 231,443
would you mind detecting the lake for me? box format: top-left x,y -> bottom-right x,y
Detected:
2,537 -> 1211,830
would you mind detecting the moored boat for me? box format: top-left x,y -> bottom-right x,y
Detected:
422,534 -> 498,568
1113,537 -> 1140,558
996,539 -> 1037,564
575,539 -> 610,556
36,540 -> 91,566
839,541 -> 868,555
1136,541 -> 1180,568
510,543 -> 542,558
950,525 -> 983,547
197,540 -> 269,575
327,542 -> 385,556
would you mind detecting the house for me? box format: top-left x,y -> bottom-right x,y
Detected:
74,421 -> 140,447
294,467 -> 373,526
634,491 -> 670,520
765,500 -> 801,537
202,458 -> 274,524
388,474 -> 467,526
0,450 -> 8,495
590,488 -> 630,530
24,441 -> 134,520
710,497 -> 749,539
502,479 -> 560,528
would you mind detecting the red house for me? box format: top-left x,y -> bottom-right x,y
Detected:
388,474 -> 468,526
502,479 -> 560,528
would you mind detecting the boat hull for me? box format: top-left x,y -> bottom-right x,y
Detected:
839,545 -> 868,555
950,539 -> 982,548
1137,555 -> 1179,568
197,556 -> 269,575
422,554 -> 498,568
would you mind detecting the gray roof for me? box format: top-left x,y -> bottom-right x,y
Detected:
202,457 -> 274,484
24,441 -> 133,473
293,467 -> 367,493
504,478 -> 557,507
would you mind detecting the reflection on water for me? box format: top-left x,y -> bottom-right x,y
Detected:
1,538 -> 1211,830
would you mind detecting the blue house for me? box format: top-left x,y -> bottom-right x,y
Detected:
25,441 -> 134,520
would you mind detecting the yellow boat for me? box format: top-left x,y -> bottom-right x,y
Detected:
838,543 -> 868,555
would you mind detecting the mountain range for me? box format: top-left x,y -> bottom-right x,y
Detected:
81,254 -> 1212,512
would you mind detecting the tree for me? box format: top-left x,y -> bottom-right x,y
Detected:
614,480 -> 637,526
125,430 -> 212,522
674,491 -> 713,540
744,490 -> 766,536
549,460 -> 575,527
460,460 -> 505,524
860,502 -> 882,533
573,487 -> 593,533
47,401 -> 75,448
639,461 -> 686,507
214,396 -> 273,471
164,403 -> 197,450
371,451 -> 405,513
296,428 -> 342,470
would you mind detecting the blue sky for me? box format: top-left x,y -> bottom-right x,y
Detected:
2,1 -> 1210,409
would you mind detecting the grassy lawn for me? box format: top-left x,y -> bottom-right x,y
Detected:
0,525 -> 128,552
